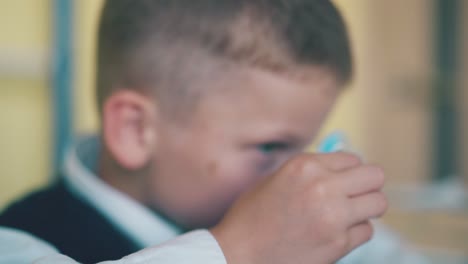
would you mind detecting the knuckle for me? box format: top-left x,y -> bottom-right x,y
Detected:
289,154 -> 323,177
301,158 -> 322,175
309,180 -> 329,198
280,155 -> 308,181
287,154 -> 309,172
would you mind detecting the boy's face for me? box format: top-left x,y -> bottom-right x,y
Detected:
146,66 -> 340,229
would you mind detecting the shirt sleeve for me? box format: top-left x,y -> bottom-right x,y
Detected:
0,226 -> 61,263
99,230 -> 227,264
0,227 -> 227,264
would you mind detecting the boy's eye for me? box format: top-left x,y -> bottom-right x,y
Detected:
258,142 -> 288,154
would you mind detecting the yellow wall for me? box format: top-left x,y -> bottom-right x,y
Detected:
75,0 -> 103,134
0,0 -> 103,209
0,1 -> 52,209
0,0 -> 104,209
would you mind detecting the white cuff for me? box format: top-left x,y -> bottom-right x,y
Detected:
0,226 -> 61,263
103,229 -> 227,264
0,227 -> 227,264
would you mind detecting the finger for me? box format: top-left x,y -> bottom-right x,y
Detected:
313,152 -> 362,171
348,192 -> 388,226
346,221 -> 374,252
334,165 -> 385,197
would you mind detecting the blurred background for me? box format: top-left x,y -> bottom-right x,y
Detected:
0,0 -> 467,262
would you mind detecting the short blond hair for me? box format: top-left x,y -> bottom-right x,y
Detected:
96,0 -> 352,116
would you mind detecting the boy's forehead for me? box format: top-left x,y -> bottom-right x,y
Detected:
157,62 -> 340,136
210,64 -> 341,100
191,65 -> 339,134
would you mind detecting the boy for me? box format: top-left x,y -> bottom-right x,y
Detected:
0,1 -> 391,263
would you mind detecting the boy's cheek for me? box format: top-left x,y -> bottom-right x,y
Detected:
209,159 -> 262,199
225,158 -> 279,194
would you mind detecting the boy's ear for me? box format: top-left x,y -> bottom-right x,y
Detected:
102,90 -> 158,170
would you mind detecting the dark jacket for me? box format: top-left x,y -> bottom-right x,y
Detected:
0,178 -> 139,263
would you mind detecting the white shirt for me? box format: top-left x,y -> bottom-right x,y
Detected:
0,135 -> 429,264
0,227 -> 226,264
63,135 -> 183,248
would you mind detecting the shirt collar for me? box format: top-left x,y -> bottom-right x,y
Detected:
62,135 -> 182,248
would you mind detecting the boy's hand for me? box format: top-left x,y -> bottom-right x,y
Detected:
210,152 -> 387,264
